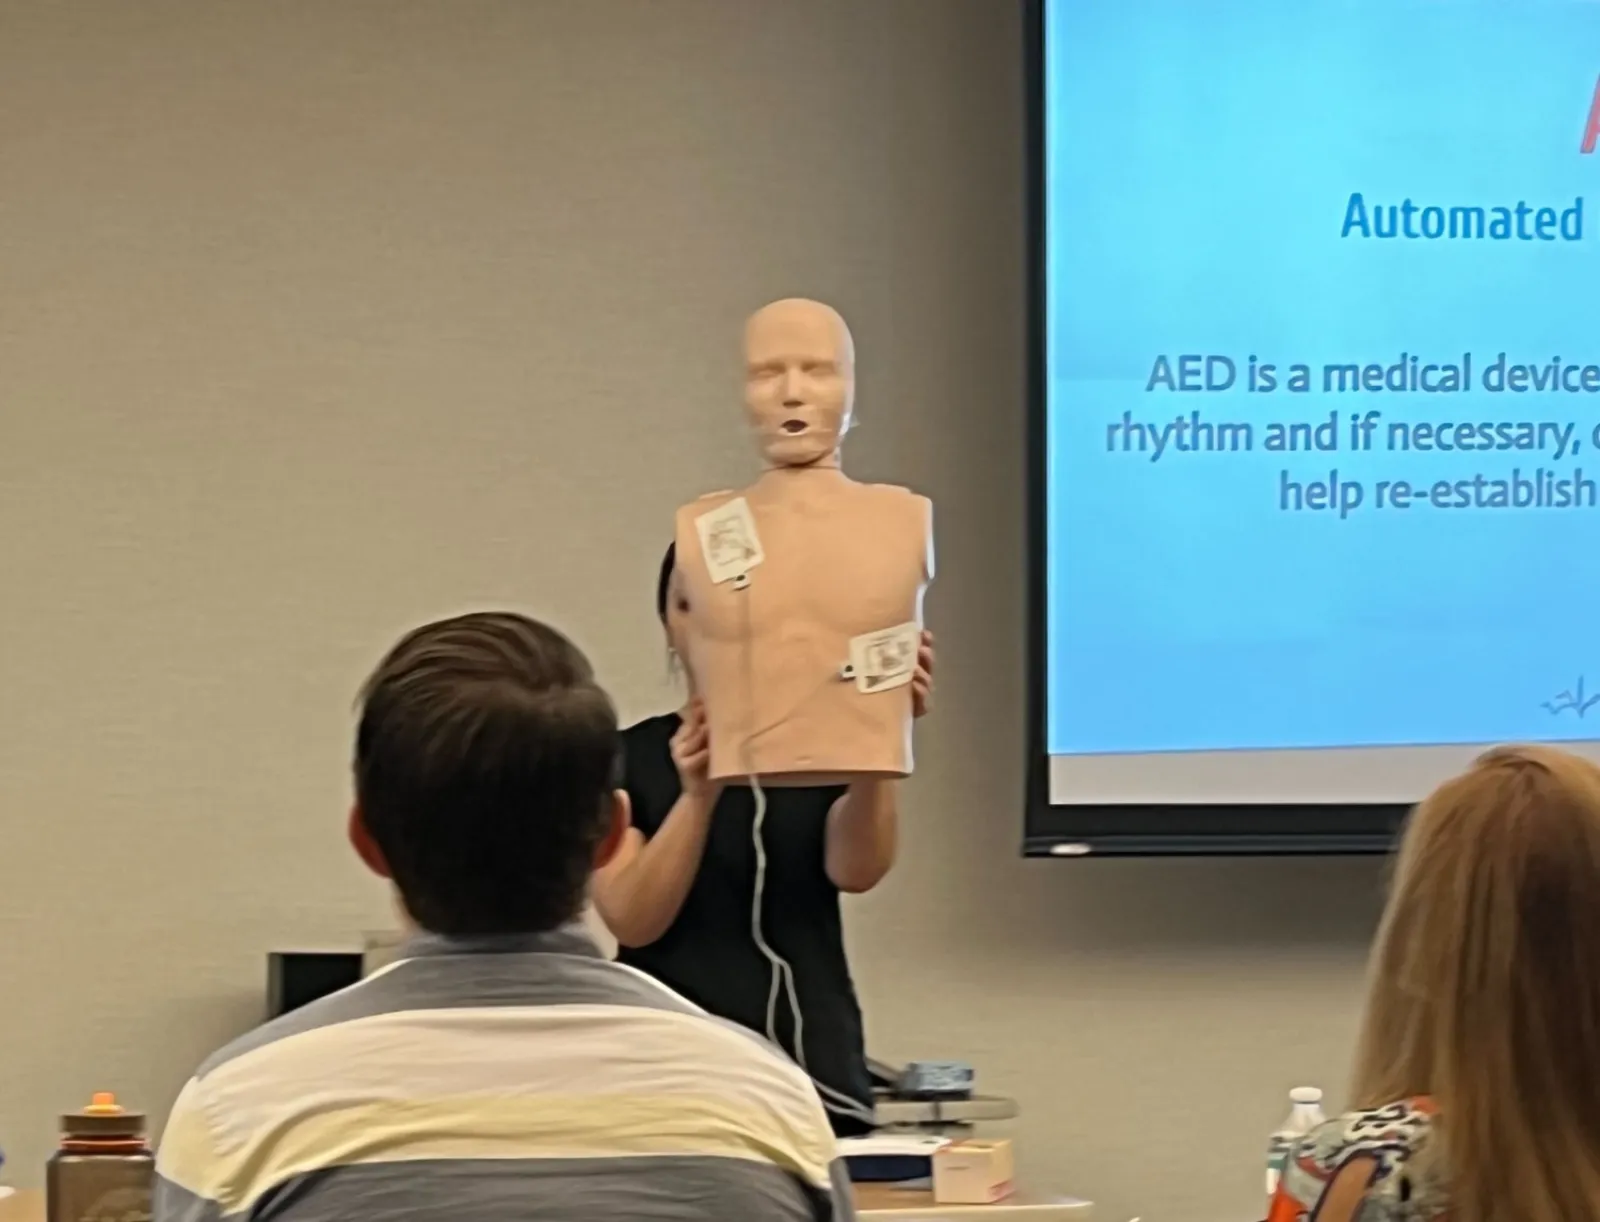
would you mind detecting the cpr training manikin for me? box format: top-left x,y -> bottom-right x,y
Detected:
673,298 -> 935,786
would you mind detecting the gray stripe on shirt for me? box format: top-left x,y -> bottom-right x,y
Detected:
154,1171 -> 223,1222
157,1154 -> 857,1222
197,927 -> 700,1078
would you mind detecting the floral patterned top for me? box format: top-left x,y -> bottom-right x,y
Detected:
1267,1097 -> 1448,1222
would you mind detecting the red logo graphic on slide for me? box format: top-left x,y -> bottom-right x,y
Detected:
1582,74 -> 1600,152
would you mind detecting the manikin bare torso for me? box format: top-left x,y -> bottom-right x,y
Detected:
674,300 -> 934,786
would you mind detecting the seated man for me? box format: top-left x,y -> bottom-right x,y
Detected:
155,612 -> 855,1222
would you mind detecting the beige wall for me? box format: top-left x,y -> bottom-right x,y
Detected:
0,2 -> 1386,1217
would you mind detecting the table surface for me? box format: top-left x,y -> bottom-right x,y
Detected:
2,1183 -> 1094,1220
854,1183 -> 1092,1218
872,1093 -> 1021,1126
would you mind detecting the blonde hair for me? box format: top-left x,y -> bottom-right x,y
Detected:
1352,744 -> 1600,1222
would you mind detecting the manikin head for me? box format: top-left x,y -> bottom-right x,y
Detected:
743,298 -> 856,467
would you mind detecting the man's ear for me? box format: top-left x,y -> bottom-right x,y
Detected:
594,789 -> 631,870
348,804 -> 392,880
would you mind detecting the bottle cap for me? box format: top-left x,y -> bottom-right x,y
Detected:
61,1093 -> 146,1138
1290,1086 -> 1323,1105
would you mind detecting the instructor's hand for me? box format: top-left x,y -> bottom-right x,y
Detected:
912,630 -> 935,718
671,698 -> 719,803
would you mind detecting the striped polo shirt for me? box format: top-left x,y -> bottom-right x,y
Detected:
154,927 -> 855,1222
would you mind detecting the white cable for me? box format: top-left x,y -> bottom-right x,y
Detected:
749,775 -> 875,1123
749,776 -> 791,1050
736,566 -> 877,1127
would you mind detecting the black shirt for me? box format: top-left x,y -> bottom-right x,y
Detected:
616,712 -> 874,1136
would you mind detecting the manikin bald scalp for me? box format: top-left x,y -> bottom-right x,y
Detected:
745,298 -> 856,365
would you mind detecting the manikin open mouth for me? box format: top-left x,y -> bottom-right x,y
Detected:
781,419 -> 809,434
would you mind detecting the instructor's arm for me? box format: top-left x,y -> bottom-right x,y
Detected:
825,631 -> 934,894
594,701 -> 722,948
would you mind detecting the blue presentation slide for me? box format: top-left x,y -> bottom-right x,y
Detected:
1045,0 -> 1600,757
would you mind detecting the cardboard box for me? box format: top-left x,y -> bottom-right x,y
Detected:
932,1138 -> 1015,1205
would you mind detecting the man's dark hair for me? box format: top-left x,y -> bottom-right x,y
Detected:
355,612 -> 619,936
655,542 -> 676,623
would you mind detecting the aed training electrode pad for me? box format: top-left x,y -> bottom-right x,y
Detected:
695,498 -> 764,585
845,622 -> 920,694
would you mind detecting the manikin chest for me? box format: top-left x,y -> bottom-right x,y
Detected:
673,473 -> 932,783
685,485 -> 920,644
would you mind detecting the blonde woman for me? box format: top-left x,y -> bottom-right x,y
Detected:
1269,744 -> 1600,1222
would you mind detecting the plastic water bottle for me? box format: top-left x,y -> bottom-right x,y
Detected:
47,1092 -> 154,1222
1265,1086 -> 1326,1201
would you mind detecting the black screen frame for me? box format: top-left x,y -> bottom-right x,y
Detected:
1021,0 -> 1406,857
